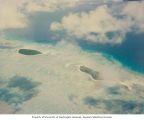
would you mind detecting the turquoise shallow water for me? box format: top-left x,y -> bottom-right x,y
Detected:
78,32 -> 144,73
6,31 -> 144,74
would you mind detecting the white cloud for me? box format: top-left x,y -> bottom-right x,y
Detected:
0,0 -> 80,30
23,0 -> 80,13
1,0 -> 143,44
0,0 -> 28,29
50,2 -> 144,44
50,5 -> 126,44
122,2 -> 144,32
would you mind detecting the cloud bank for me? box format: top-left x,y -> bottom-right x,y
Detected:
1,0 -> 144,45
23,0 -> 80,13
0,0 -> 81,30
0,0 -> 28,29
50,1 -> 144,44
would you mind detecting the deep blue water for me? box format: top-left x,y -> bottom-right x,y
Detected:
78,32 -> 144,73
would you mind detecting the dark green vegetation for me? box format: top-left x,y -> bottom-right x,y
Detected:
80,66 -> 101,80
18,49 -> 42,55
0,76 -> 40,111
83,96 -> 144,114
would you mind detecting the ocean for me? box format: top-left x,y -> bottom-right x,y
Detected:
78,32 -> 144,73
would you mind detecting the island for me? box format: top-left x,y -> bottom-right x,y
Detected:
18,49 -> 42,55
80,66 -> 101,80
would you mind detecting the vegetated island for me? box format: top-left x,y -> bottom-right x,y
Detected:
80,66 -> 101,80
18,49 -> 42,55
